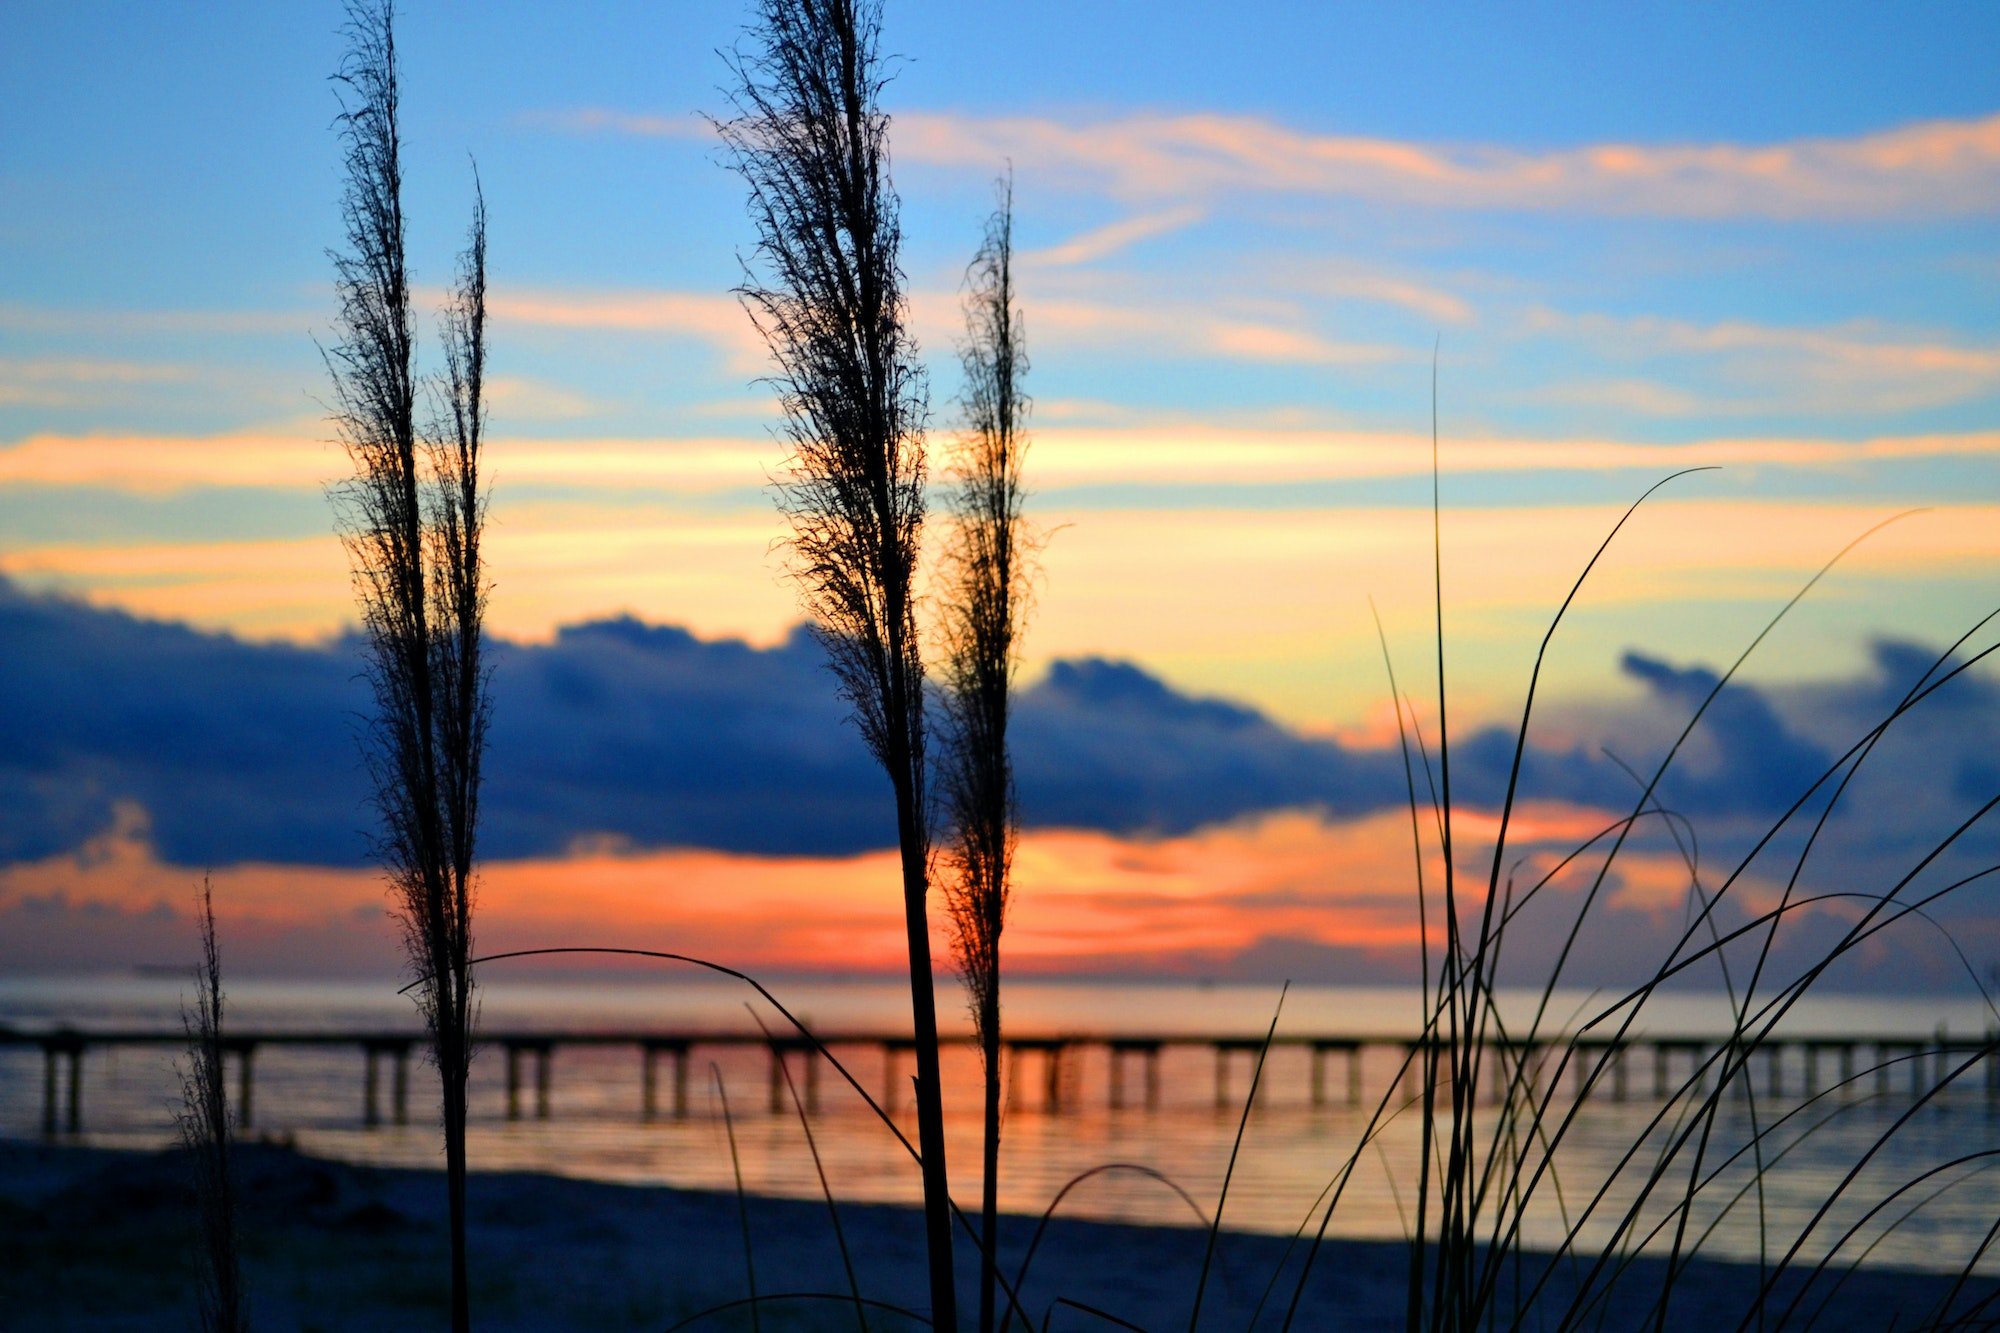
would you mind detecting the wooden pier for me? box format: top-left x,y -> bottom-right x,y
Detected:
3,1026 -> 1994,1138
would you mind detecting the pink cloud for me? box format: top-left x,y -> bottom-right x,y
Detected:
1021,206 -> 1205,267
534,101 -> 2000,218
888,110 -> 2000,220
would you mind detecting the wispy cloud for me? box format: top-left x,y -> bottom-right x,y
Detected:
7,492 -> 1995,724
1526,309 -> 2000,413
1310,271 -> 1477,326
1021,205 -> 1205,267
483,374 -> 604,421
535,101 -> 2000,219
889,109 -> 2000,220
486,288 -> 763,370
905,287 -> 1400,367
0,301 -> 312,338
520,107 -> 706,140
0,807 -> 1433,976
0,357 -> 200,409
1012,424 -> 2000,489
492,279 -> 1381,380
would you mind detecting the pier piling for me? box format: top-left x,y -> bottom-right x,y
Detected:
1108,1040 -> 1162,1110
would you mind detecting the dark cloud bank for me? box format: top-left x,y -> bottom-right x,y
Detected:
4,578 -> 1998,988
2,575 -> 1995,873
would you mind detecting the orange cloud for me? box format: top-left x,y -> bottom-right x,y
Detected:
0,502 -> 799,646
10,422 -> 1993,498
0,427 -> 340,494
485,288 -> 765,371
0,806 -> 1468,977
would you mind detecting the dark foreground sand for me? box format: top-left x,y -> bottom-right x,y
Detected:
4,1140 -> 1992,1331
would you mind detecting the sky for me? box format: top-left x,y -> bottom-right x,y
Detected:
2,2 -> 1997,986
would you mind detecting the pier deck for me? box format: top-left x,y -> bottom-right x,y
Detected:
3,1025 -> 1993,1137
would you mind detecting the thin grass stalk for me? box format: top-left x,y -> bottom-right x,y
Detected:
753,1009 -> 869,1333
1008,1164 -> 1209,1317
1187,986 -> 1286,1331
1041,1299 -> 1146,1331
1924,1182 -> 2000,1333
1741,1047 -> 1996,1330
1539,799 -> 2000,1329
1450,516 -> 1936,1326
1436,468 -> 1713,1329
939,172 -> 1030,1333
1372,600 -> 1437,1333
178,879 -> 246,1333
1292,409 -> 1989,1330
715,4 -> 955,1322
1777,1149 -> 2000,1328
1421,346 -> 1469,1332
1505,511 -> 1921,1052
1280,994 -> 1484,1329
711,1064 -> 761,1333
1510,861 -> 2000,1325
665,1295 -> 931,1331
1503,878 -> 1993,1323
1342,419 -> 1980,1329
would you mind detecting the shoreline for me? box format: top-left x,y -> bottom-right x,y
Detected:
6,1138 -> 1992,1330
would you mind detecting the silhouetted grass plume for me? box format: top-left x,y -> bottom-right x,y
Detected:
327,2 -> 490,1326
716,0 -> 958,1324
178,878 -> 246,1333
938,172 -> 1032,1333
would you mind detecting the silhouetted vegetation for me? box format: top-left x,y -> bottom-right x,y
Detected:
15,5 -> 2000,1333
327,2 -> 490,1327
715,0 -> 959,1323
938,173 -> 1032,1333
178,879 -> 246,1333
1253,437 -> 2000,1330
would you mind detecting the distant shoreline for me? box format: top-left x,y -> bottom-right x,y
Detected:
6,1137 -> 1994,1330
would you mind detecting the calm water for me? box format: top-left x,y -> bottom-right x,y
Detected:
6,974 -> 1999,1276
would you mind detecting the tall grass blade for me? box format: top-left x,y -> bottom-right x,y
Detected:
710,1063 -> 760,1333
1187,983 -> 1286,1331
751,1006 -> 869,1333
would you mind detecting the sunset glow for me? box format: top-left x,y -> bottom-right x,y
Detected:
2,0 -> 1994,980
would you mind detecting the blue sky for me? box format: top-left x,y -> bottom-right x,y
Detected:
3,0 -> 1997,722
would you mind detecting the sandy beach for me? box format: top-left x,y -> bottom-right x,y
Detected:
5,1138 -> 1992,1331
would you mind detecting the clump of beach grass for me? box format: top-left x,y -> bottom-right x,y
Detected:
1252,392 -> 2000,1330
